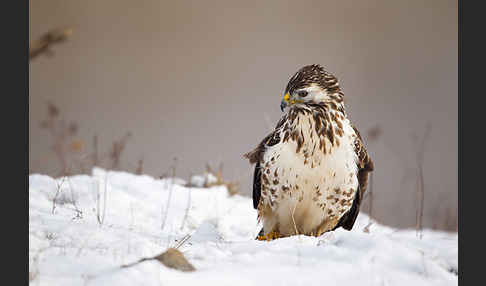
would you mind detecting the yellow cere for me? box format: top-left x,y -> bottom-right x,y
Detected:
283,93 -> 290,102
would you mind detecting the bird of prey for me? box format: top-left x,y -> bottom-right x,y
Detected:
244,64 -> 373,240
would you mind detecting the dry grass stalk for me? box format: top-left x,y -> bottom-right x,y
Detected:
180,182 -> 192,231
204,163 -> 239,196
32,32 -> 135,177
66,177 -> 83,219
40,102 -> 81,176
416,161 -> 425,239
96,173 -> 109,226
290,202 -> 299,235
135,159 -> 144,175
161,158 -> 178,231
109,132 -> 132,170
444,207 -> 458,232
363,125 -> 381,233
412,123 -> 431,239
92,135 -> 99,167
363,173 -> 374,233
30,28 -> 73,60
52,175 -> 68,214
174,234 -> 192,249
431,196 -> 457,232
39,102 -> 134,177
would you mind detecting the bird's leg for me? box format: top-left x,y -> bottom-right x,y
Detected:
267,230 -> 281,240
254,228 -> 264,240
256,233 -> 267,240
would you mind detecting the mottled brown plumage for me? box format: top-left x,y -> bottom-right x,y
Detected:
244,64 -> 373,238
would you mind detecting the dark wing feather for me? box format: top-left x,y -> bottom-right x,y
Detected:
334,126 -> 374,230
252,161 -> 262,209
244,116 -> 287,209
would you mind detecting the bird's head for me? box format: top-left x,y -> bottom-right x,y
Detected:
280,64 -> 343,111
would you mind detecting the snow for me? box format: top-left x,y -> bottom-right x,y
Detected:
188,173 -> 218,188
29,168 -> 458,285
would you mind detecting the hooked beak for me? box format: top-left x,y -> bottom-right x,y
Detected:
280,93 -> 290,112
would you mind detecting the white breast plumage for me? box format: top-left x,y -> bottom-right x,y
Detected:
258,109 -> 359,236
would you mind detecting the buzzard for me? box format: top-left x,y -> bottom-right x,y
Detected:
244,64 -> 373,240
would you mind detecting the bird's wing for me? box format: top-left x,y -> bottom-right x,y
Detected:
252,161 -> 262,209
334,125 -> 374,230
244,116 -> 286,209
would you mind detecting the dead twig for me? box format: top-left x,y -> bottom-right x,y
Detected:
66,177 -> 83,219
204,163 -> 240,195
180,178 -> 192,231
135,158 -> 144,175
92,135 -> 99,167
52,176 -> 68,214
38,101 -> 134,177
109,132 -> 132,170
174,233 -> 192,249
30,28 -> 73,60
40,102 -> 81,177
363,125 -> 380,233
161,158 -> 177,231
412,123 -> 431,239
363,173 -> 374,233
96,173 -> 108,226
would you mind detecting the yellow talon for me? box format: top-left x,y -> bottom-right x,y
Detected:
256,231 -> 281,241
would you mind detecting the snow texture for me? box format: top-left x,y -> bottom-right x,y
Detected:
29,168 -> 458,285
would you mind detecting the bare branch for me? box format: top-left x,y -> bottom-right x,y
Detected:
30,28 -> 73,60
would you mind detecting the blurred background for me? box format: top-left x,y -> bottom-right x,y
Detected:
29,0 -> 457,231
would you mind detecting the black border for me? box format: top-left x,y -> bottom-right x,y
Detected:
22,1 -> 463,285
5,0 -> 28,284
459,0 -> 483,284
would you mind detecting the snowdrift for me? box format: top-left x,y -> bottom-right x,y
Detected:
29,168 -> 457,285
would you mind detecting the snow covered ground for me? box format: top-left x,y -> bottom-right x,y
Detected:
29,168 -> 458,285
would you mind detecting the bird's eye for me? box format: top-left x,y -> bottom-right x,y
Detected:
298,90 -> 308,97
